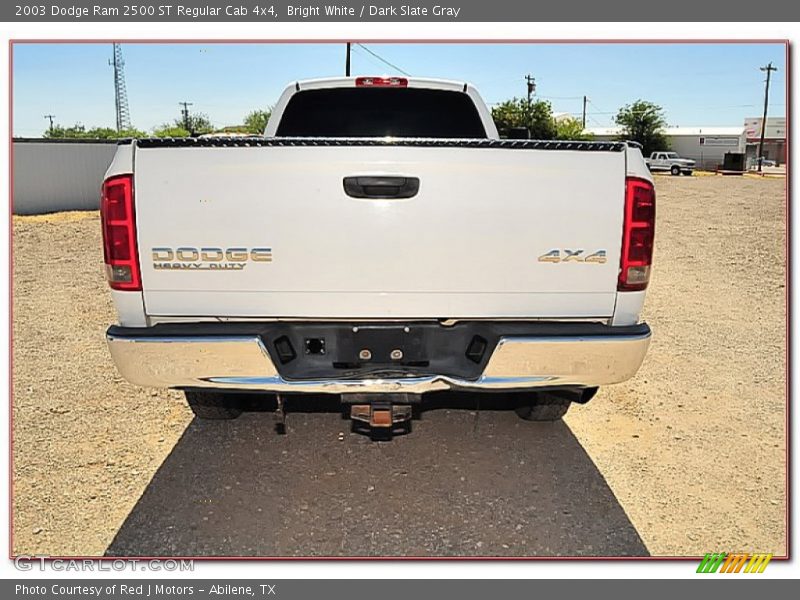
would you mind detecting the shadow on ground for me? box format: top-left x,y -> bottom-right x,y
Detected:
106,393 -> 648,557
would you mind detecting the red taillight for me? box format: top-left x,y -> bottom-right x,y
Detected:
355,76 -> 408,88
618,177 -> 655,292
101,174 -> 141,291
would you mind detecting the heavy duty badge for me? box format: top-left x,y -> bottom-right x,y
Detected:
151,247 -> 272,271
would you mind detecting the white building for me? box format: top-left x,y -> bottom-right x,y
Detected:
743,117 -> 786,167
586,126 -> 745,170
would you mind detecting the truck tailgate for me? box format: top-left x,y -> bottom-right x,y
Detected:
133,143 -> 626,319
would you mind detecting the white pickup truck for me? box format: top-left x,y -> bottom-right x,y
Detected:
645,151 -> 695,176
102,76 -> 654,438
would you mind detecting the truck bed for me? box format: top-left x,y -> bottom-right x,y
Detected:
128,137 -> 630,320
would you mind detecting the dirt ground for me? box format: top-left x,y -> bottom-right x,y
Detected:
11,174 -> 787,557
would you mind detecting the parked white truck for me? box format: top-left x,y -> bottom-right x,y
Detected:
102,76 -> 654,439
645,151 -> 695,176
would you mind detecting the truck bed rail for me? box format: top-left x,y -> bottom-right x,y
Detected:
130,136 -> 629,151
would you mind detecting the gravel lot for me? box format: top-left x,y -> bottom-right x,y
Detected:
12,175 -> 786,557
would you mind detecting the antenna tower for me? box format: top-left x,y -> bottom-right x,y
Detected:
110,43 -> 132,132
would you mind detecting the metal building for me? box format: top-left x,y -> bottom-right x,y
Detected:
743,117 -> 786,167
585,126 -> 745,171
12,139 -> 118,215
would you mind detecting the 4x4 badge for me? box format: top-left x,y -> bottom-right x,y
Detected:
538,249 -> 607,264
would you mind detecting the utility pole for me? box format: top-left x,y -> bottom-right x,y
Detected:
179,101 -> 193,131
345,43 -> 351,77
757,62 -> 778,172
524,74 -> 536,131
43,114 -> 55,135
582,96 -> 588,129
525,74 -> 536,105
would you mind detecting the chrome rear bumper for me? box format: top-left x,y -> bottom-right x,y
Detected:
106,327 -> 651,394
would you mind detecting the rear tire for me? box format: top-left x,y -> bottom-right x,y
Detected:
184,391 -> 243,420
514,392 -> 572,421
670,165 -> 681,176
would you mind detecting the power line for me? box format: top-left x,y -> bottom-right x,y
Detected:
350,45 -> 385,73
536,95 -> 584,101
351,45 -> 408,76
587,98 -> 606,112
355,44 -> 411,76
585,99 -> 612,127
585,96 -> 786,116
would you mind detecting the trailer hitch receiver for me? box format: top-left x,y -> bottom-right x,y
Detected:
345,394 -> 417,440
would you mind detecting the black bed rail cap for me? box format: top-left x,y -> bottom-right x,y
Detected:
134,136 -> 628,152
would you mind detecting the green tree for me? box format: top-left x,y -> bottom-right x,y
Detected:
85,126 -> 146,139
217,126 -> 252,135
243,109 -> 272,134
43,123 -> 86,138
614,100 -> 669,155
555,117 -> 593,141
43,123 -> 146,139
182,113 -> 214,135
83,127 -> 119,139
118,128 -> 147,138
153,125 -> 191,138
491,98 -> 557,140
153,112 -> 214,137
528,100 -> 557,140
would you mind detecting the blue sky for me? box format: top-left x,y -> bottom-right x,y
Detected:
12,42 -> 786,136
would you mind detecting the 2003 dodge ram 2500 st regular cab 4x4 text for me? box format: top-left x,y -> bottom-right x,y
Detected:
102,76 -> 654,439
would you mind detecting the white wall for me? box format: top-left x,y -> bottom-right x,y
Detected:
669,136 -> 743,170
12,140 -> 118,215
588,132 -> 744,170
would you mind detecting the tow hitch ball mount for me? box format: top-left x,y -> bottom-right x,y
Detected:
345,394 -> 418,441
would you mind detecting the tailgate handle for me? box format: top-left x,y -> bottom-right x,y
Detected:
343,176 -> 419,199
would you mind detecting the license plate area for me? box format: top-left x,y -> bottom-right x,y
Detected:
263,322 -> 496,382
333,326 -> 427,369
